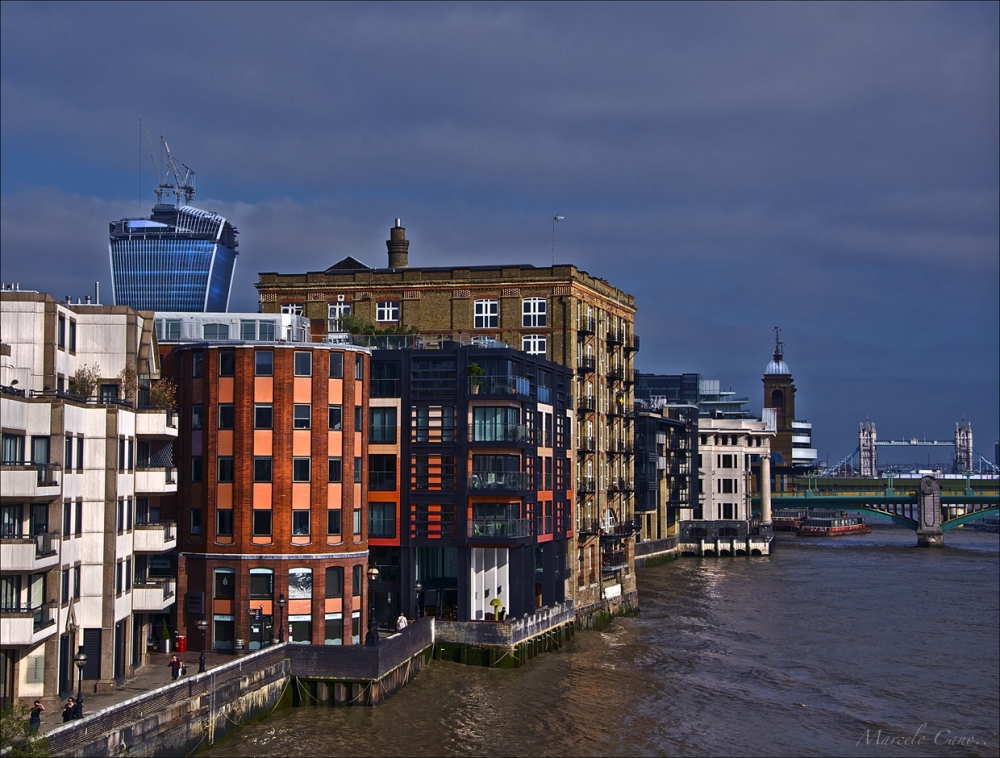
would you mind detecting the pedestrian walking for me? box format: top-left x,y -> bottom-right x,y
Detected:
28,700 -> 44,733
396,613 -> 408,632
62,698 -> 75,723
168,654 -> 182,680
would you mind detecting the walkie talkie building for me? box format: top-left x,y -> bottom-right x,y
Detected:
109,203 -> 239,312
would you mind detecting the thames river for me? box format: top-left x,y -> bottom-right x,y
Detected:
204,526 -> 999,757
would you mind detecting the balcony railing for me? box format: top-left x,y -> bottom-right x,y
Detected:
578,436 -> 596,454
577,518 -> 601,536
626,334 -> 640,352
371,378 -> 402,397
468,471 -> 530,491
468,423 -> 531,444
607,365 -> 625,381
471,375 -> 532,396
578,477 -> 596,494
577,396 -> 595,414
601,551 -> 628,572
607,330 -> 624,346
577,356 -> 596,374
469,518 -> 534,539
0,602 -> 58,632
577,317 -> 596,335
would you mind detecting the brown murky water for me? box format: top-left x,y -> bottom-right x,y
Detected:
203,526 -> 999,757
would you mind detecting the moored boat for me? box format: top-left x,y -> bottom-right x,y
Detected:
796,511 -> 871,537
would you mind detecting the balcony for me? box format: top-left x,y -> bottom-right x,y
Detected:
135,409 -> 179,439
578,477 -> 596,494
601,522 -> 637,541
577,356 -> 596,375
0,464 -> 61,498
133,521 -> 177,553
578,436 -> 596,454
577,396 -> 595,414
0,603 -> 57,646
134,467 -> 178,494
577,317 -> 596,336
608,440 -> 633,455
577,518 -> 601,536
601,551 -> 628,573
625,334 -> 640,353
468,472 -> 530,491
468,423 -> 532,444
132,578 -> 177,612
468,518 -> 534,540
471,375 -> 532,396
606,330 -> 624,347
0,532 -> 60,572
607,365 -> 625,382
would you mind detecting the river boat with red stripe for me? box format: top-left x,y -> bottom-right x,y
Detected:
796,511 -> 871,537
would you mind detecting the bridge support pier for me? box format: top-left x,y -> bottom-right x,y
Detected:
915,476 -> 944,548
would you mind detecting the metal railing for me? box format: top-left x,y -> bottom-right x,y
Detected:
134,577 -> 176,599
578,477 -> 596,493
578,436 -> 596,453
626,334 -> 640,352
577,317 -> 596,335
371,378 -> 402,397
469,518 -> 534,539
577,356 -> 596,373
468,471 -> 530,491
471,375 -> 533,396
607,330 -> 624,346
577,396 -> 595,413
468,423 -> 531,443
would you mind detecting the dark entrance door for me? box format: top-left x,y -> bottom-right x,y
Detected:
114,621 -> 126,681
59,634 -> 72,695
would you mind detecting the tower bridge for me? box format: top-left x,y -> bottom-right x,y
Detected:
755,475 -> 999,547
821,417 -> 998,477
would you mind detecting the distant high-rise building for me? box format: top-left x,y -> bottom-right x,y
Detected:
110,203 -> 239,312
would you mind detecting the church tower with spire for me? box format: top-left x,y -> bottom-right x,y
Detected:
762,328 -> 816,473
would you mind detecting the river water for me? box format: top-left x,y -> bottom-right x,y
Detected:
204,525 -> 999,757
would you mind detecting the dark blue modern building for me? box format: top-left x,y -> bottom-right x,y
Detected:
109,203 -> 239,312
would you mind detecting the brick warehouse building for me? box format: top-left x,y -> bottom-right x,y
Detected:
256,222 -> 639,614
160,340 -> 372,649
363,342 -> 575,627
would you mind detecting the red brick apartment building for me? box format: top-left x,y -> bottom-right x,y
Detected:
161,341 -> 372,649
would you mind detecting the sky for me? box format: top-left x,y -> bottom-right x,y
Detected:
2,2 -> 997,465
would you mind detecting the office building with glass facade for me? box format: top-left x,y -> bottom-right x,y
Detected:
110,204 -> 239,313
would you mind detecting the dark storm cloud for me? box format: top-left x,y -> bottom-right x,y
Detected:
2,1 -> 997,458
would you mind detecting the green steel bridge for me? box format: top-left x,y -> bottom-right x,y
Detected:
753,474 -> 999,545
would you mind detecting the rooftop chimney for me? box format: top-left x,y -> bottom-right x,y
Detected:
387,220 -> 409,269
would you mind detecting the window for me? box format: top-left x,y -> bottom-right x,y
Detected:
68,320 -> 77,351
258,321 -> 276,341
371,361 -> 400,397
370,407 -> 397,444
522,335 -> 547,355
255,351 -> 273,376
63,501 -> 72,537
217,509 -> 234,537
327,509 -> 342,536
352,565 -> 362,596
289,567 -> 312,599
474,299 -> 498,329
76,436 -> 84,470
249,568 -> 274,597
252,511 -> 272,538
292,511 -> 310,536
254,457 -> 272,482
255,404 -> 273,429
215,569 -> 235,599
117,498 -> 125,531
354,457 -> 362,484
65,436 -> 73,470
293,458 -> 310,482
218,404 -> 235,429
158,319 -> 181,341
325,614 -> 344,646
218,349 -> 235,376
101,384 -> 119,403
294,351 -> 312,376
74,501 -> 82,536
329,302 -> 351,332
281,302 -> 304,315
240,320 -> 257,341
58,315 -> 66,348
191,404 -> 203,430
190,508 -> 202,535
522,297 -> 547,327
376,301 -> 400,322
218,457 -> 234,482
329,353 -> 344,378
326,567 -> 343,597
204,323 -> 229,340
191,351 -> 204,377
355,358 -> 363,381
328,457 -> 342,483
369,503 -> 395,538
355,406 -> 363,432
1,433 -> 25,464
293,405 -> 311,429
191,456 -> 203,482
353,509 -> 362,535
369,455 -> 396,490
328,405 -> 343,431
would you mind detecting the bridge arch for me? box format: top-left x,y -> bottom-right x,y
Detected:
940,506 -> 998,532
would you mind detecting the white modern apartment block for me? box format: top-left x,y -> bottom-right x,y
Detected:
1,289 -> 176,707
677,417 -> 775,556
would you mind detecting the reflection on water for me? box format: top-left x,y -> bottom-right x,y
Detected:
204,526 -> 999,757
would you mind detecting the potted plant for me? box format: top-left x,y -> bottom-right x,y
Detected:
159,619 -> 171,654
233,625 -> 245,655
468,363 -> 485,394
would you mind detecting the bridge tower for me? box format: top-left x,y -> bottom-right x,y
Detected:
859,418 -> 877,478
954,418 -> 973,473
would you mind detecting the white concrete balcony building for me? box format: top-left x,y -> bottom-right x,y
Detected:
0,532 -> 60,572
133,521 -> 177,553
132,578 -> 176,612
0,603 -> 58,647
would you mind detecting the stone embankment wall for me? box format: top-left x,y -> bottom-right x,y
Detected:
634,536 -> 679,567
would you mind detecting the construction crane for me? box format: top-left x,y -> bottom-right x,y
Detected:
161,137 -> 195,206
140,118 -> 168,205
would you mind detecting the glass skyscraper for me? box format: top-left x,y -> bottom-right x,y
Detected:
109,203 -> 239,312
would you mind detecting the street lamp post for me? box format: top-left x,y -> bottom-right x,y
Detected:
276,593 -> 286,644
73,646 -> 86,719
365,566 -> 380,646
413,580 -> 422,621
197,617 -> 209,673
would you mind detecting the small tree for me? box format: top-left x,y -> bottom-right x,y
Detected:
68,363 -> 101,398
148,378 -> 178,409
0,701 -> 51,757
118,366 -> 138,404
467,362 -> 485,388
